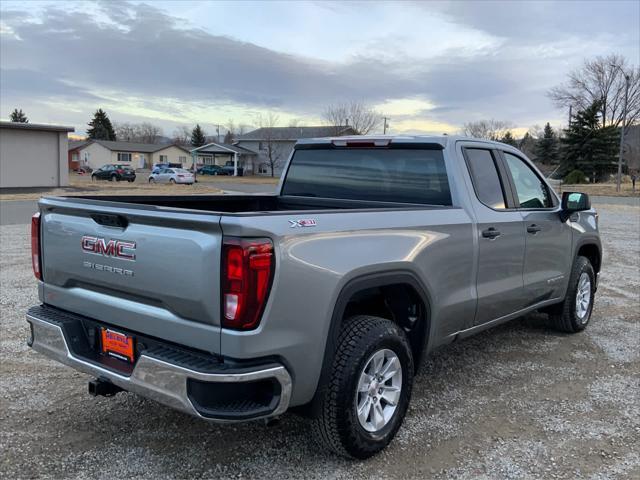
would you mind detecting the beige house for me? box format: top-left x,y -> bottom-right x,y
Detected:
70,140 -> 191,170
0,121 -> 74,188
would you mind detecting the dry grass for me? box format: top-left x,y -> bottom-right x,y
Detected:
557,182 -> 640,197
195,175 -> 279,185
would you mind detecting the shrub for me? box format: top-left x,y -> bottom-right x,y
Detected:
564,169 -> 586,184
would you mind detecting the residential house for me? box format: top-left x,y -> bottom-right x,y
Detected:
191,142 -> 257,175
71,140 -> 191,170
234,125 -> 356,176
0,121 -> 74,188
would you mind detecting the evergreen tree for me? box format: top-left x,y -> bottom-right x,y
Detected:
87,109 -> 116,140
191,124 -> 206,147
223,130 -> 234,144
500,131 -> 517,146
535,123 -> 558,164
561,100 -> 619,182
518,132 -> 537,158
9,108 -> 28,123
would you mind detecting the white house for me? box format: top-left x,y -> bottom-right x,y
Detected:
0,121 -> 74,188
69,140 -> 191,170
191,142 -> 257,175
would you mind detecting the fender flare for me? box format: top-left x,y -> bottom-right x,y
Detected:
303,270 -> 432,416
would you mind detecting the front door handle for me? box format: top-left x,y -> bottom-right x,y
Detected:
482,227 -> 501,239
527,224 -> 542,234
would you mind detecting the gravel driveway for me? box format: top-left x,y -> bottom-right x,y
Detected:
1,202 -> 638,479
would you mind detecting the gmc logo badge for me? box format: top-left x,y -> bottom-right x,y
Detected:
81,236 -> 136,261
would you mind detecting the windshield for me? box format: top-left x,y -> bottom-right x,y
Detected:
282,147 -> 452,206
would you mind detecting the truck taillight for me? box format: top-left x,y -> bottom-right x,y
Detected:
31,212 -> 42,280
221,237 -> 274,330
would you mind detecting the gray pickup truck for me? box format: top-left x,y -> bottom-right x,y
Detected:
27,135 -> 601,458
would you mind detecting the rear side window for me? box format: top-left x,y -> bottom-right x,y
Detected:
464,149 -> 506,209
282,148 -> 451,206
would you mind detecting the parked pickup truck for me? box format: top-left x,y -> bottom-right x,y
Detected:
27,136 -> 601,458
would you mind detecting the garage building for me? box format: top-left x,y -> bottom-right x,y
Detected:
0,121 -> 74,188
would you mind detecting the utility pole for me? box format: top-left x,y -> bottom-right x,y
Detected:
568,105 -> 572,127
611,64 -> 630,192
382,117 -> 390,135
216,125 -> 221,143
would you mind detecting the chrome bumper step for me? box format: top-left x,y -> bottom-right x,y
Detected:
26,306 -> 292,422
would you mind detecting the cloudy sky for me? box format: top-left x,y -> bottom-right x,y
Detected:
1,0 -> 638,137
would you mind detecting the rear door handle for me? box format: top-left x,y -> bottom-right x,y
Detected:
527,224 -> 542,234
482,227 -> 501,239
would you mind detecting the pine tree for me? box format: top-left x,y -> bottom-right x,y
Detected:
500,131 -> 517,146
223,130 -> 234,144
535,123 -> 558,164
9,108 -> 28,123
87,109 -> 116,140
561,100 -> 619,182
191,124 -> 206,147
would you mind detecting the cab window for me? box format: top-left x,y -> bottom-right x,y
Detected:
503,152 -> 552,208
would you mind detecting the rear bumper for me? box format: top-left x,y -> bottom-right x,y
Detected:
26,306 -> 292,422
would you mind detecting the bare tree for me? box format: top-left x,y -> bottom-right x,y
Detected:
172,126 -> 191,146
256,112 -> 284,177
114,122 -> 164,143
137,122 -> 163,144
113,122 -> 137,142
323,101 -> 381,135
548,54 -> 640,128
462,119 -> 514,141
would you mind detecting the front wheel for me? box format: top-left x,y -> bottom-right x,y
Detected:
311,315 -> 414,459
547,256 -> 595,333
148,178 -> 155,184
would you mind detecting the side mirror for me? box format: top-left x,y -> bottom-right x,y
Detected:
561,192 -> 590,221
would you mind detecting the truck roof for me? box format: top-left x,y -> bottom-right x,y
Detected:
295,135 -> 514,149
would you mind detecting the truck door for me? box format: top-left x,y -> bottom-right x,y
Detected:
462,147 -> 527,325
499,151 -> 572,302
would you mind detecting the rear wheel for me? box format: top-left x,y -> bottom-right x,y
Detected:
91,175 -> 97,182
170,178 -> 176,184
547,256 -> 595,333
311,315 -> 414,459
110,174 -> 118,182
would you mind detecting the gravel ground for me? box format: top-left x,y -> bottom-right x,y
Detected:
1,202 -> 638,479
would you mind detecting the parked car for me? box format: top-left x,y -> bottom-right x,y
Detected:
27,135 -> 601,458
91,164 -> 136,182
148,167 -> 194,184
222,160 -> 243,176
197,165 -> 228,176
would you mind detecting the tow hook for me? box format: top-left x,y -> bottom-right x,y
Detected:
88,378 -> 123,397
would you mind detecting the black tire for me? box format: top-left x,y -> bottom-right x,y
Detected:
547,256 -> 595,333
149,178 -> 155,184
110,174 -> 118,182
170,178 -> 176,184
91,175 -> 97,182
311,315 -> 414,459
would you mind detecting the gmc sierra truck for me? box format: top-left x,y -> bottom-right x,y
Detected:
27,135 -> 601,458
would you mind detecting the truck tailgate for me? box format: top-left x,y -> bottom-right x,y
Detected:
38,197 -> 223,354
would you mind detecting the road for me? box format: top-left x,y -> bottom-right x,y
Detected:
1,192 -> 636,226
0,181 -> 277,225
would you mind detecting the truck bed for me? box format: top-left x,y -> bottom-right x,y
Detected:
51,194 -> 450,215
